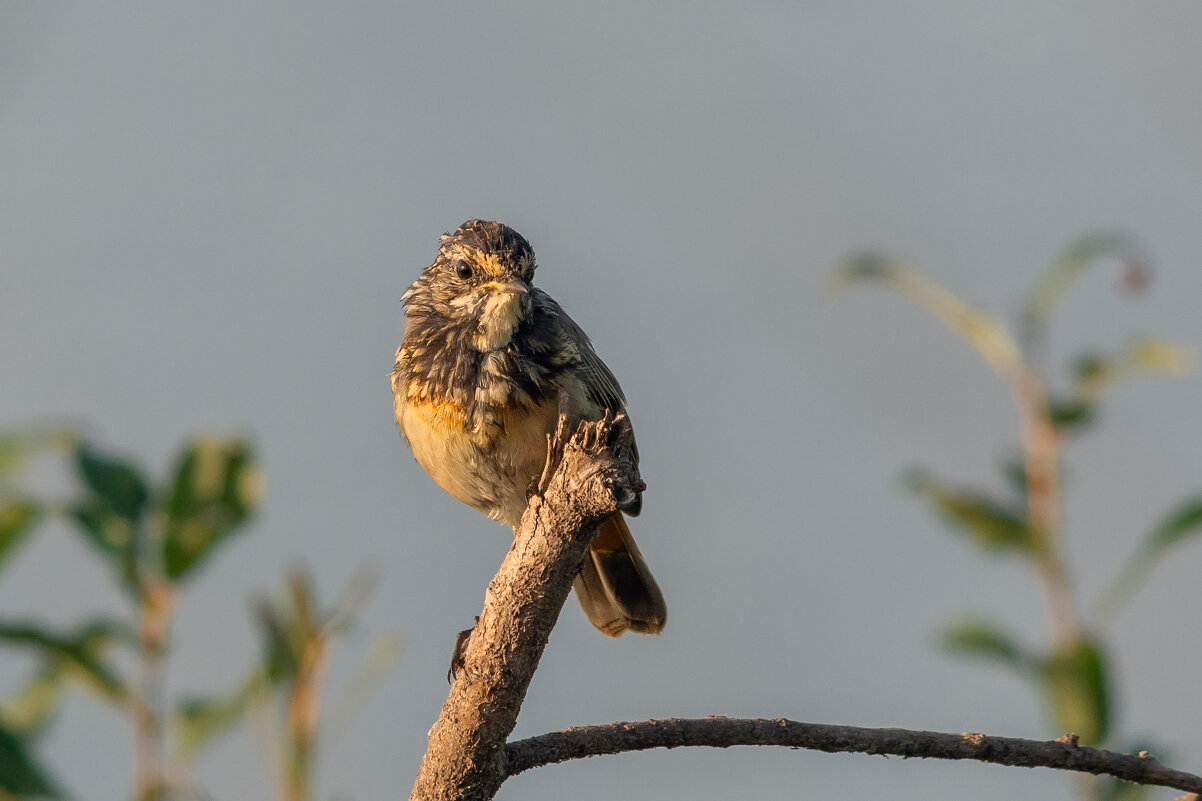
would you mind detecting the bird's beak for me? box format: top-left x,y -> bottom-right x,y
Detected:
482,279 -> 529,295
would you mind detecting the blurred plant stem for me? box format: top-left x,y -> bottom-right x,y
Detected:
1013,340 -> 1096,801
1013,370 -> 1080,650
133,580 -> 175,801
283,628 -> 329,801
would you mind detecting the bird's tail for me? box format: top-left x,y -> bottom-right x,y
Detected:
573,513 -> 666,636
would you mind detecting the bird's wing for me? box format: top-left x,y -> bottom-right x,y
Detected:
553,304 -> 627,413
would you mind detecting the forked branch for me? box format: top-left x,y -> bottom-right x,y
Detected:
408,408 -> 643,801
407,408 -> 1202,801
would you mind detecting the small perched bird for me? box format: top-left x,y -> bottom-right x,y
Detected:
391,219 -> 666,637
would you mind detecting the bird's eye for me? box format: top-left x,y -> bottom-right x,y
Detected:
455,260 -> 473,279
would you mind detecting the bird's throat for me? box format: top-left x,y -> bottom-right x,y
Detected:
473,292 -> 528,351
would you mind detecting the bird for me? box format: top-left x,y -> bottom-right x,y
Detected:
391,219 -> 666,639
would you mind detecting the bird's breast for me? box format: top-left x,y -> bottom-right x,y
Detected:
395,381 -> 560,529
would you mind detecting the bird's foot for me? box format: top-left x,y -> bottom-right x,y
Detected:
447,616 -> 480,683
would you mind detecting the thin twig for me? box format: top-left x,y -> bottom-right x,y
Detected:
506,718 -> 1202,794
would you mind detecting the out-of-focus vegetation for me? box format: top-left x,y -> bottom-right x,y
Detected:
837,233 -> 1201,801
0,431 -> 397,800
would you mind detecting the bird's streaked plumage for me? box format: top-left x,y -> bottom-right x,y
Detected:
391,219 -> 665,636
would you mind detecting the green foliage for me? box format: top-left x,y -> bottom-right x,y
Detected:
0,428 -> 394,801
1022,233 -> 1147,329
70,442 -> 150,599
173,673 -> 267,760
0,500 -> 40,574
905,471 -> 1036,555
3,666 -> 68,743
999,457 -> 1029,501
76,443 -> 150,522
0,720 -> 61,799
161,437 -> 259,580
0,427 -> 74,484
1045,398 -> 1096,434
247,568 -> 381,691
941,617 -> 1033,674
173,568 -> 395,798
1071,338 -> 1190,399
835,254 -> 1022,379
1041,638 -> 1111,745
841,232 -> 1196,795
0,619 -> 132,706
1094,495 -> 1202,621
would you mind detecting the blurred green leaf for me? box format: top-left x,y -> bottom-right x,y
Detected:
0,433 -> 35,483
941,617 -> 1033,674
1024,232 -> 1146,328
1072,352 -> 1109,384
1072,337 -> 1192,402
0,620 -> 132,704
0,427 -> 75,485
906,472 -> 1036,555
162,437 -> 259,581
174,569 -> 382,763
75,443 -> 148,522
254,596 -> 299,683
2,665 -> 67,741
285,570 -> 316,633
1143,495 -> 1202,553
0,719 -> 61,798
1094,495 -> 1202,621
1046,398 -> 1096,434
70,500 -> 142,599
1041,637 -> 1110,745
71,442 -> 150,598
173,672 -> 269,759
834,255 -> 1023,380
0,500 -> 40,575
252,570 -> 325,684
1124,336 -> 1192,374
250,567 -> 377,688
998,456 -> 1028,502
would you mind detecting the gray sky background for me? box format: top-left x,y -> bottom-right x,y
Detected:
2,3 -> 1201,799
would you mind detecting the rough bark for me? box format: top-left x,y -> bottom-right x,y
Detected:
408,411 -> 642,801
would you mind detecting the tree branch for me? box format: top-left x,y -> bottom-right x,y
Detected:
408,410 -> 642,801
506,718 -> 1202,795
406,409 -> 1202,800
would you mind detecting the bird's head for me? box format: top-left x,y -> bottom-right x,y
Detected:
403,219 -> 538,351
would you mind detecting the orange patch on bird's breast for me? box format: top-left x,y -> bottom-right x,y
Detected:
405,392 -> 467,430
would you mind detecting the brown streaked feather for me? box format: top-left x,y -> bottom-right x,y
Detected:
572,513 -> 666,636
553,306 -> 627,412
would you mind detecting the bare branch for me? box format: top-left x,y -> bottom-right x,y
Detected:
507,718 -> 1202,794
408,410 -> 642,801
405,408 -> 1202,800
